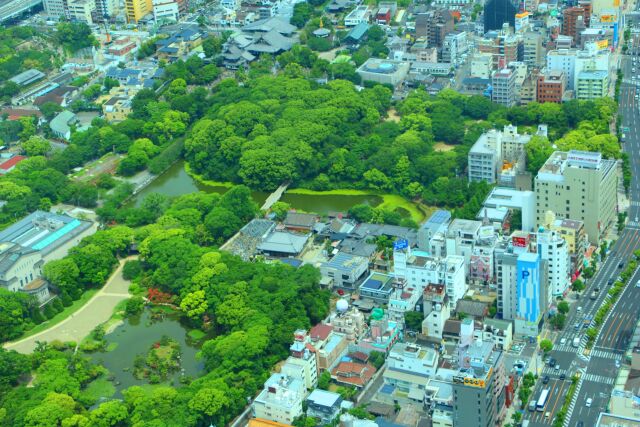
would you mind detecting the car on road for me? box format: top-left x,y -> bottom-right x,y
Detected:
543,375 -> 550,384
545,411 -> 551,419
577,307 -> 582,313
586,398 -> 593,407
609,278 -> 614,285
561,337 -> 567,345
577,421 -> 584,427
636,281 -> 640,288
619,262 -> 625,269
555,364 -> 560,371
560,373 -> 566,380
548,358 -> 556,367
595,286 -> 600,292
573,337 -> 581,347
616,360 -> 621,368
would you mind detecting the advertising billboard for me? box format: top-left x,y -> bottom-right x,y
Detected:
516,253 -> 541,323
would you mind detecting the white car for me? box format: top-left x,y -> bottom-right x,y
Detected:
636,281 -> 640,288
586,398 -> 593,407
560,338 -> 567,345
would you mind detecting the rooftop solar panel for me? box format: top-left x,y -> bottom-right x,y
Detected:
362,279 -> 383,290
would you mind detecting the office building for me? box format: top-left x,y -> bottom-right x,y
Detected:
442,31 -> 468,66
344,5 -> 371,26
415,10 -> 454,48
68,0 -> 95,23
546,47 -> 609,90
542,211 -> 587,277
483,0 -> 518,31
152,0 -> 179,21
482,187 -> 536,232
492,68 -> 517,107
451,337 -> 506,426
524,31 -> 545,68
321,252 -> 369,290
535,150 -> 617,244
468,129 -> 502,183
125,0 -> 152,23
252,373 -> 304,425
537,228 -> 570,297
356,58 -> 410,86
417,210 -> 451,253
95,0 -> 117,18
43,0 -> 68,18
536,69 -> 566,103
576,70 -> 609,99
515,252 -> 546,336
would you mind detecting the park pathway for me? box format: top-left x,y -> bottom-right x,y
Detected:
4,256 -> 135,354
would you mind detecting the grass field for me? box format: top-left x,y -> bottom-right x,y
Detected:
287,189 -> 428,222
19,289 -> 100,340
188,329 -> 206,340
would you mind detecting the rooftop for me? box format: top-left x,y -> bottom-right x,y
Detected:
307,389 -> 342,408
9,69 -> 45,86
0,210 -> 93,257
0,155 -> 26,171
323,251 -> 368,272
257,231 -> 309,255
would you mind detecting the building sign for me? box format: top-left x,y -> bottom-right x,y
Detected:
464,378 -> 486,388
516,254 -> 541,323
600,14 -> 617,23
393,239 -> 408,250
512,236 -> 528,248
595,39 -> 609,49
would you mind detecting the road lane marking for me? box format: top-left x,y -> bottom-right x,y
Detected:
548,380 -> 568,424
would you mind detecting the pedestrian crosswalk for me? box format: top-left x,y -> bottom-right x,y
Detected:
631,201 -> 640,207
590,349 -> 623,360
582,373 -> 615,385
541,366 -> 570,377
628,221 -> 640,228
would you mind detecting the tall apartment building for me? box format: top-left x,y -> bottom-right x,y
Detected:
252,374 -> 304,424
515,252 -> 547,336
524,31 -> 545,68
43,0 -> 68,19
125,0 -> 152,23
495,233 -> 532,321
468,130 -> 502,183
68,0 -> 95,23
452,338 -> 506,427
478,30 -> 523,69
537,229 -> 570,297
492,68 -> 517,107
442,31 -> 468,66
535,150 -> 617,245
483,0 -> 518,31
536,69 -> 566,103
563,6 -> 591,44
576,70 -> 609,99
415,10 -> 454,48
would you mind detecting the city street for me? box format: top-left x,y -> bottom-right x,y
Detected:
524,44 -> 640,427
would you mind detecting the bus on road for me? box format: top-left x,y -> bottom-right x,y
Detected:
536,389 -> 550,412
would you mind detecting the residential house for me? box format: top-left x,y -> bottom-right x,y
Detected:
306,390 -> 343,425
309,324 -> 348,372
156,27 -> 205,61
0,156 -> 26,174
331,360 -> 376,388
455,299 -> 489,321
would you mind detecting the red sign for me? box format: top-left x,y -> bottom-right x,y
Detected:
513,236 -> 528,247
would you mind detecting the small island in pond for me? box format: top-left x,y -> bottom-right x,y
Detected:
133,335 -> 182,383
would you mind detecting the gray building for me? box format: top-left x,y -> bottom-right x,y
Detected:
359,272 -> 395,303
451,340 -> 506,427
535,150 -> 617,244
523,31 -> 545,68
468,130 -> 501,184
491,67 -> 517,107
306,389 -> 343,424
320,252 -> 369,289
9,69 -> 45,86
357,58 -> 410,86
417,210 -> 451,252
49,110 -> 77,140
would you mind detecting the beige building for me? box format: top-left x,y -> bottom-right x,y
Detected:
125,0 -> 152,23
535,150 -> 617,244
543,211 -> 588,272
103,96 -> 132,123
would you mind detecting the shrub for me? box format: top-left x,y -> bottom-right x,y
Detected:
122,260 -> 142,280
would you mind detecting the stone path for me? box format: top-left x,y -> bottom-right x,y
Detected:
4,256 -> 135,354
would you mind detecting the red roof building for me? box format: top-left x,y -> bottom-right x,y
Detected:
0,156 -> 26,174
310,324 -> 333,342
331,361 -> 376,387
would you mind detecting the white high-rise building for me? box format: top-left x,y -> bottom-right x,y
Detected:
547,46 -> 610,90
394,244 -> 466,311
537,229 -> 570,298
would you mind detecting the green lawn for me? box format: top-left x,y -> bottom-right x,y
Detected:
287,189 -> 428,223
19,289 -> 99,340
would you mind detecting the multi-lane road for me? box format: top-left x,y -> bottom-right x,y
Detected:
525,42 -> 640,427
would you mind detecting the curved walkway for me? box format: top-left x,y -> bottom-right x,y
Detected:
4,256 -> 135,354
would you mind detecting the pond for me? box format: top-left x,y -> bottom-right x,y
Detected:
131,160 -> 384,214
91,309 -> 206,397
